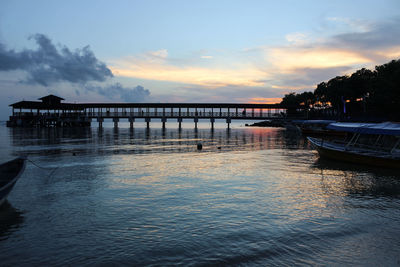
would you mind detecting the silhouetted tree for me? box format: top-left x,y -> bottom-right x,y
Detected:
281,92 -> 300,106
348,68 -> 374,101
298,91 -> 315,107
280,59 -> 400,120
371,60 -> 400,115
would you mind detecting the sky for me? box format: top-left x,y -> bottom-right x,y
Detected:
1,0 -> 400,118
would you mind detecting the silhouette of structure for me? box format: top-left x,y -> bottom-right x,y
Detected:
7,95 -> 305,128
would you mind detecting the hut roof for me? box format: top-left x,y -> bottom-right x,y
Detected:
38,95 -> 65,101
9,100 -> 83,110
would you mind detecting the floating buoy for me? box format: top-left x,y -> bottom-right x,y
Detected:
197,143 -> 203,150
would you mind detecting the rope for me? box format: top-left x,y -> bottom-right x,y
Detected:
27,158 -> 60,178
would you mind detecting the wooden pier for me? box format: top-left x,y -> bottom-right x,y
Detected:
7,95 -> 305,128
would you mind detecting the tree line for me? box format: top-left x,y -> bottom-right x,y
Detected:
280,59 -> 400,121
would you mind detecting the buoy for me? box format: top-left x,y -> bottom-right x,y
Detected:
197,143 -> 203,150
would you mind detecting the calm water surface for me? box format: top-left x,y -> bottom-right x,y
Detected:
1,121 -> 400,266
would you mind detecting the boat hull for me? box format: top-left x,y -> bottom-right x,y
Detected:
0,158 -> 26,207
308,137 -> 400,169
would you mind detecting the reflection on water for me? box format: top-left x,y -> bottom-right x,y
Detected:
312,158 -> 400,198
1,125 -> 400,266
10,126 -> 306,157
0,201 -> 24,241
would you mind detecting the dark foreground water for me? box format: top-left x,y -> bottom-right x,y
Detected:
1,122 -> 400,266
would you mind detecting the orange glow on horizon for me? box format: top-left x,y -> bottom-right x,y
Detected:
248,97 -> 282,104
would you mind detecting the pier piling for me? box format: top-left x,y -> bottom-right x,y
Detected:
129,117 -> 135,129
113,118 -> 119,128
177,118 -> 182,129
210,118 -> 215,129
97,117 -> 104,128
145,117 -> 151,129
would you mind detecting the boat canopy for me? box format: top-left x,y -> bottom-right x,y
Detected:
327,122 -> 400,135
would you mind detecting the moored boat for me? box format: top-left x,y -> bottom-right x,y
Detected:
297,120 -> 345,136
0,157 -> 26,207
308,122 -> 400,168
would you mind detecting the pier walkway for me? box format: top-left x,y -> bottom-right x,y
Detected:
7,95 -> 306,128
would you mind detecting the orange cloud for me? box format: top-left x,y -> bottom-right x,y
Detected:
111,65 -> 266,87
268,47 -> 371,71
110,51 -> 268,88
248,97 -> 282,104
374,46 -> 400,59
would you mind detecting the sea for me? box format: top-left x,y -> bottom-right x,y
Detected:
1,119 -> 400,266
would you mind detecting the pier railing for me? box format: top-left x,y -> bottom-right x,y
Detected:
12,111 -> 285,119
85,111 -> 283,119
8,96 -> 307,128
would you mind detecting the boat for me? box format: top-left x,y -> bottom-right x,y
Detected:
0,157 -> 26,207
307,122 -> 400,168
297,120 -> 345,136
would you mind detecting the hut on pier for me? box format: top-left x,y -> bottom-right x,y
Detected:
7,95 -> 89,127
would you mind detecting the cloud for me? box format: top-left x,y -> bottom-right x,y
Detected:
285,32 -> 308,46
331,17 -> 400,51
112,64 -> 267,88
152,83 -> 282,104
268,47 -> 371,71
147,49 -> 168,59
262,17 -> 400,91
110,49 -> 268,88
264,45 -> 370,90
271,66 -> 353,90
326,17 -> 372,33
0,34 -> 113,86
248,97 -> 283,104
85,83 -> 150,102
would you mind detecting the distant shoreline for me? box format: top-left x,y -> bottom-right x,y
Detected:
245,120 -> 284,127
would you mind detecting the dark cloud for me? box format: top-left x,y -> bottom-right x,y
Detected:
330,17 -> 400,51
0,34 -> 113,86
274,66 -> 352,88
85,83 -> 150,102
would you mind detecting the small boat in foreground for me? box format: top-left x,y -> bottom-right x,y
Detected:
308,122 -> 400,168
0,157 -> 26,207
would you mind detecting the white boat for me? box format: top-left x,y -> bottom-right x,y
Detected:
308,122 -> 400,168
0,157 -> 26,206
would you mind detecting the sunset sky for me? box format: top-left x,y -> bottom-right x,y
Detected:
1,0 -> 400,118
